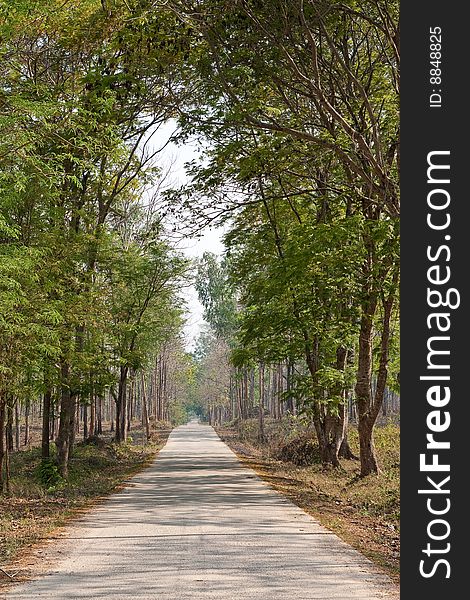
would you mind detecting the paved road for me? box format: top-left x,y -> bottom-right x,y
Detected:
4,422 -> 398,599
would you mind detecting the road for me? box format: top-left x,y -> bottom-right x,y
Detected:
4,422 -> 398,599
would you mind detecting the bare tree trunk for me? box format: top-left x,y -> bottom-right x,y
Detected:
42,387 -> 52,459
97,395 -> 103,435
89,395 -> 95,438
243,369 -> 249,419
57,359 -> 77,479
6,402 -> 13,453
50,402 -> 56,441
258,362 -> 265,442
141,373 -> 150,441
4,417 -> 10,494
278,363 -> 283,417
72,400 -> 79,448
306,339 -> 348,468
285,360 -> 295,414
339,425 -> 358,460
75,402 -> 80,436
89,375 -> 95,437
116,365 -> 128,443
110,390 -> 115,433
23,402 -> 30,447
127,377 -> 133,433
236,369 -> 243,424
15,401 -> 20,451
161,353 -> 168,421
83,404 -> 88,441
0,399 -> 5,493
355,297 -> 380,475
271,368 -> 278,419
229,372 -> 236,420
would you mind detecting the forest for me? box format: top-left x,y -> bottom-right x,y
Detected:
0,0 -> 399,581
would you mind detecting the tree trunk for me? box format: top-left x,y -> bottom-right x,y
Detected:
110,390 -> 115,433
4,414 -> 10,494
339,429 -> 358,460
6,402 -> 14,453
89,395 -> 96,438
271,367 -> 278,419
358,414 -> 378,474
277,363 -> 283,417
307,342 -> 349,468
116,365 -> 128,443
56,359 -> 76,479
83,404 -> 88,441
355,299 -> 380,476
75,401 -> 80,435
23,402 -> 30,446
89,375 -> 95,437
236,369 -> 244,424
313,412 -> 342,468
141,372 -> 150,441
229,372 -> 236,420
97,395 -> 103,434
127,377 -> 133,433
42,387 -> 52,459
0,399 -> 5,493
258,362 -> 265,443
285,360 -> 295,414
15,402 -> 20,451
328,346 -> 351,464
50,403 -> 55,441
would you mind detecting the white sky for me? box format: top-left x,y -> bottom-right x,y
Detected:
149,120 -> 224,351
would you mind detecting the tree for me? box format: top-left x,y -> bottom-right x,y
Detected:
0,0 -> 194,479
105,236 -> 188,442
168,0 -> 399,474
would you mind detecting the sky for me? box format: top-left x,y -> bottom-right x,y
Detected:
150,120 -> 224,351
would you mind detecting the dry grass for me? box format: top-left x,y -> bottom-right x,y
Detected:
216,420 -> 400,582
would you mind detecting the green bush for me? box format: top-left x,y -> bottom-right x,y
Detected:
35,458 -> 65,492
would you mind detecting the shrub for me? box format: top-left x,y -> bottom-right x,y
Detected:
36,459 -> 65,492
275,434 -> 321,465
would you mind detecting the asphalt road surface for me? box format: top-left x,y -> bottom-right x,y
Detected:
4,421 -> 398,599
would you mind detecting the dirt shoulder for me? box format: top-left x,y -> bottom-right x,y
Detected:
216,424 -> 400,583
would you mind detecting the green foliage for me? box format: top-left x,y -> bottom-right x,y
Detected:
171,0 -> 399,471
36,459 -> 65,492
0,0 -> 195,482
195,253 -> 237,340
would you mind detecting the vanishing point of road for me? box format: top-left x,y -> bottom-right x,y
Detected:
4,422 -> 398,599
